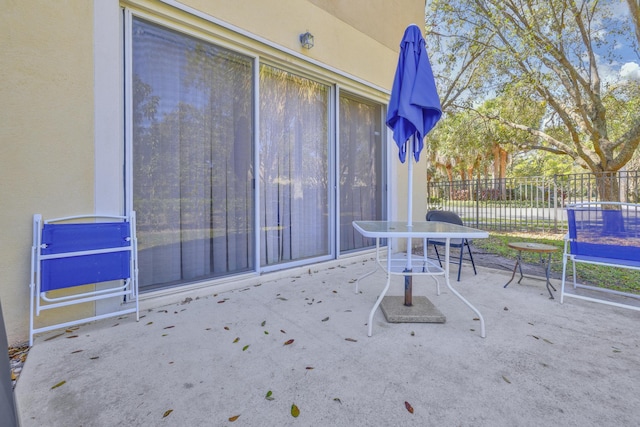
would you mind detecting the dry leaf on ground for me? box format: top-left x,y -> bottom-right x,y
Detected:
405,401 -> 414,414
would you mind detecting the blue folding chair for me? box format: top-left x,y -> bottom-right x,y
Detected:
29,213 -> 139,345
425,210 -> 477,281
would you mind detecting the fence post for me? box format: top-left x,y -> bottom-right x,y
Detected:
553,175 -> 558,232
475,177 -> 480,228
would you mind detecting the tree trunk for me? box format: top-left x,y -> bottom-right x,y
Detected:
445,164 -> 454,199
492,144 -> 500,180
499,149 -> 508,200
467,165 -> 474,182
492,144 -> 508,200
596,172 -> 621,203
594,172 -> 623,234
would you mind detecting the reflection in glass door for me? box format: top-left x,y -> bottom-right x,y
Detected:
131,18 -> 254,290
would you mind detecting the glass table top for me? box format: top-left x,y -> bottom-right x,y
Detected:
352,221 -> 489,238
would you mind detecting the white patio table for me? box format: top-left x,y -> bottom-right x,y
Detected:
352,220 -> 489,337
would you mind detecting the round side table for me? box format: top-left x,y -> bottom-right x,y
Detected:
503,242 -> 558,299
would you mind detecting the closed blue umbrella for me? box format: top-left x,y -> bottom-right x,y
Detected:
386,24 -> 442,305
387,24 -> 442,164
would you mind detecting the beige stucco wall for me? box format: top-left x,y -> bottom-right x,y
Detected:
1,2 -> 96,345
178,0 -> 424,89
0,0 -> 427,345
309,0 -> 424,51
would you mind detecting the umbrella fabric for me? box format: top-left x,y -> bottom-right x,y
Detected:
386,24 -> 442,163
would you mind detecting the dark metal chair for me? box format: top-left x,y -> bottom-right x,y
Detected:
425,210 -> 477,281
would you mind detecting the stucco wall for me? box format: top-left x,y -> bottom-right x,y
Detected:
309,0 -> 425,51
0,0 -> 427,345
178,0 -> 425,89
0,2 -> 96,345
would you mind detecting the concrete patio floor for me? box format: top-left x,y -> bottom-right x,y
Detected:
15,254 -> 640,426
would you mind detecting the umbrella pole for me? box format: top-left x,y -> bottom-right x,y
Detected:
404,135 -> 415,306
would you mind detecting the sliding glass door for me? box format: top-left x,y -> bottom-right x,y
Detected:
127,14 -> 385,290
131,18 -> 254,290
259,65 -> 331,267
339,93 -> 385,252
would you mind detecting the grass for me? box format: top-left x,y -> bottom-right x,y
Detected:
473,231 -> 640,294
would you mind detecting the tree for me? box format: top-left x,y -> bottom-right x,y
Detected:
628,0 -> 640,45
428,112 -> 483,182
426,0 -> 640,201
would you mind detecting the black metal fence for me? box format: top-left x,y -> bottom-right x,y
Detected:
426,171 -> 640,232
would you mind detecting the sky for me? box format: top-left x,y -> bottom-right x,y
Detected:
608,0 -> 640,81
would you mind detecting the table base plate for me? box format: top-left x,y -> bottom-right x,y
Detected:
380,296 -> 446,323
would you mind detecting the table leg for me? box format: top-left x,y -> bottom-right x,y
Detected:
355,237 -> 381,294
516,252 -> 525,284
544,253 -> 557,299
368,245 -> 393,337
443,238 -> 486,338
504,252 -> 521,288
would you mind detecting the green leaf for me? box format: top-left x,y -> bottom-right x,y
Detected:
242,345 -> 249,351
291,404 -> 300,418
51,380 -> 66,389
266,390 -> 274,401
